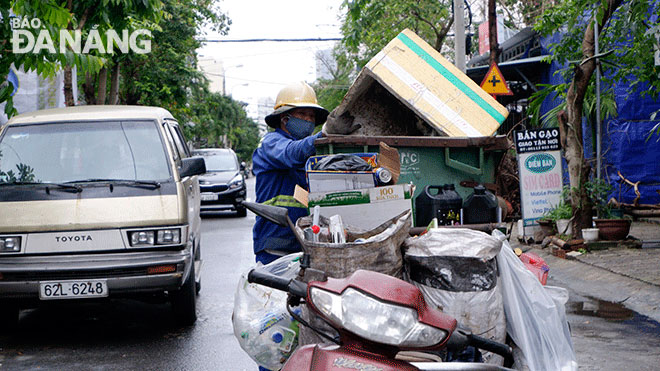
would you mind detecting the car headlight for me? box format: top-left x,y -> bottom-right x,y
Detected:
310,287 -> 448,347
228,175 -> 244,190
0,237 -> 21,253
128,228 -> 182,247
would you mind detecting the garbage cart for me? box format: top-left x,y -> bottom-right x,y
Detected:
314,135 -> 509,201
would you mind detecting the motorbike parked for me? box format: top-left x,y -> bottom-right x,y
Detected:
241,201 -> 514,371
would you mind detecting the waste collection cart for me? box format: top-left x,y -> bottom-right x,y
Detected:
314,135 -> 509,201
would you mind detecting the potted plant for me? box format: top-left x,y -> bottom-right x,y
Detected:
594,206 -> 632,240
542,199 -> 573,236
586,179 -> 632,241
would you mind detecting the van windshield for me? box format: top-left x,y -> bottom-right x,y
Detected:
0,121 -> 171,184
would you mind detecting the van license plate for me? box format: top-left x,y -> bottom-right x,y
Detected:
201,193 -> 218,201
39,280 -> 108,300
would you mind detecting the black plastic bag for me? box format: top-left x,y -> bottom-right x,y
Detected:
312,154 -> 373,171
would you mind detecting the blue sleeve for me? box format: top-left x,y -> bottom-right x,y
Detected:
258,132 -> 322,170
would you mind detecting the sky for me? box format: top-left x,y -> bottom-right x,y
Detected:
197,0 -> 344,121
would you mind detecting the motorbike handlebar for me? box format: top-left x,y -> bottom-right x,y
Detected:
447,330 -> 513,364
247,268 -> 308,298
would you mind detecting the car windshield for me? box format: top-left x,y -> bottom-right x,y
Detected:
199,152 -> 237,172
0,121 -> 171,184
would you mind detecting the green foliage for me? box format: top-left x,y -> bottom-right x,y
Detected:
542,186 -> 573,221
0,163 -> 36,183
535,0 -> 660,101
187,91 -> 259,162
340,0 -> 452,70
1,0 -> 167,116
119,0 -> 257,160
543,201 -> 573,221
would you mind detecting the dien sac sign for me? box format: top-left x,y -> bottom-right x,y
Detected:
523,153 -> 560,191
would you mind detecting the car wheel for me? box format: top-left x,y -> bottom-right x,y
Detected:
0,302 -> 19,333
236,206 -> 247,217
170,263 -> 197,326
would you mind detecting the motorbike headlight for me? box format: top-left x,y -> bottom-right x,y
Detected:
310,287 -> 448,347
0,237 -> 21,253
228,175 -> 244,190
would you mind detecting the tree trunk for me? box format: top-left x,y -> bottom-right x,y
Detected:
63,67 -> 75,106
563,0 -> 623,237
97,67 -> 108,105
488,0 -> 499,66
83,73 -> 96,105
108,63 -> 120,105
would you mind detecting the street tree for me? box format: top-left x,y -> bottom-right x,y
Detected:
1,0 -> 104,116
534,0 -> 660,235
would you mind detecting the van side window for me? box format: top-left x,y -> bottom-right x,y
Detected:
166,123 -> 189,159
162,123 -> 181,164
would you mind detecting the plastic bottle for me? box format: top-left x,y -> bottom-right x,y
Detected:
328,215 -> 346,244
240,309 -> 301,370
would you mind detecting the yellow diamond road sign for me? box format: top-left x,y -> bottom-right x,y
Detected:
480,63 -> 513,96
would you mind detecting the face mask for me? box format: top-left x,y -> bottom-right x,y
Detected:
284,116 -> 316,140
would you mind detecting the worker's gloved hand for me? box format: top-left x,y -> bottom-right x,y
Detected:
322,113 -> 361,135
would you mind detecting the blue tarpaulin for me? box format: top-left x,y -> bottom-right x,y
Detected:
538,32 -> 660,205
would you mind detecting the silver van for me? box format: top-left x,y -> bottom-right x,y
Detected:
0,106 -> 205,328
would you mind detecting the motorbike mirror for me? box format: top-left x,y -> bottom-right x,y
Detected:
241,201 -> 289,227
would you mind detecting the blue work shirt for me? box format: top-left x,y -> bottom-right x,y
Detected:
251,129 -> 322,256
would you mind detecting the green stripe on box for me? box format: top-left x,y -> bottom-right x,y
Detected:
396,33 -> 506,124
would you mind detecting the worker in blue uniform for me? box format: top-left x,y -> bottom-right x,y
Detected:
251,82 -> 329,265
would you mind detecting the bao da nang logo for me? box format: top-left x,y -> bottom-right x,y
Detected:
525,153 -> 556,173
10,17 -> 151,54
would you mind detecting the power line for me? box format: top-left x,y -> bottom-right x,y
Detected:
199,37 -> 342,43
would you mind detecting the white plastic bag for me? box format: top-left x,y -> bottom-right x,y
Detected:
493,230 -> 578,371
404,228 -> 506,365
232,253 -> 302,371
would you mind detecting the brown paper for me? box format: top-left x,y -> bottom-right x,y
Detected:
378,142 -> 401,184
293,184 -> 309,207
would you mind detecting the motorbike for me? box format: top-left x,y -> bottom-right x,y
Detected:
241,201 -> 515,371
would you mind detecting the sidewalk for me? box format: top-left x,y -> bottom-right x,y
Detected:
509,219 -> 660,323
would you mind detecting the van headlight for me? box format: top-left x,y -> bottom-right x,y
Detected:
228,175 -> 244,190
0,237 -> 21,253
310,287 -> 448,347
129,228 -> 182,247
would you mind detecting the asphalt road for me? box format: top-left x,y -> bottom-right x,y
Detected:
2,177 -> 660,370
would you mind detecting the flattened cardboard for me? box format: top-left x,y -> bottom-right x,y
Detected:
330,29 -> 509,137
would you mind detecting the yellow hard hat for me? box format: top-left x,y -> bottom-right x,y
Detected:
265,82 -> 329,128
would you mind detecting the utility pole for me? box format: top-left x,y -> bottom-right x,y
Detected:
453,0 -> 466,72
488,0 -> 499,66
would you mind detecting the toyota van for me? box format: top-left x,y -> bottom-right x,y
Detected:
0,106 -> 205,328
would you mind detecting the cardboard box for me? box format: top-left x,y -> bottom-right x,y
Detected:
305,153 -> 379,193
295,183 -> 414,231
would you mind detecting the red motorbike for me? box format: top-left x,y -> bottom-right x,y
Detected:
243,201 -> 514,371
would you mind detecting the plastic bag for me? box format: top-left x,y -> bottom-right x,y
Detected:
232,253 -> 302,371
404,228 -> 506,365
492,230 -> 578,371
311,154 -> 373,171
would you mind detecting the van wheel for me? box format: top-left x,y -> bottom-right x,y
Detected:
171,264 -> 197,326
0,302 -> 19,333
236,206 -> 247,217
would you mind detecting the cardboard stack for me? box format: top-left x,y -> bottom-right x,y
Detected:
295,143 -> 413,231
